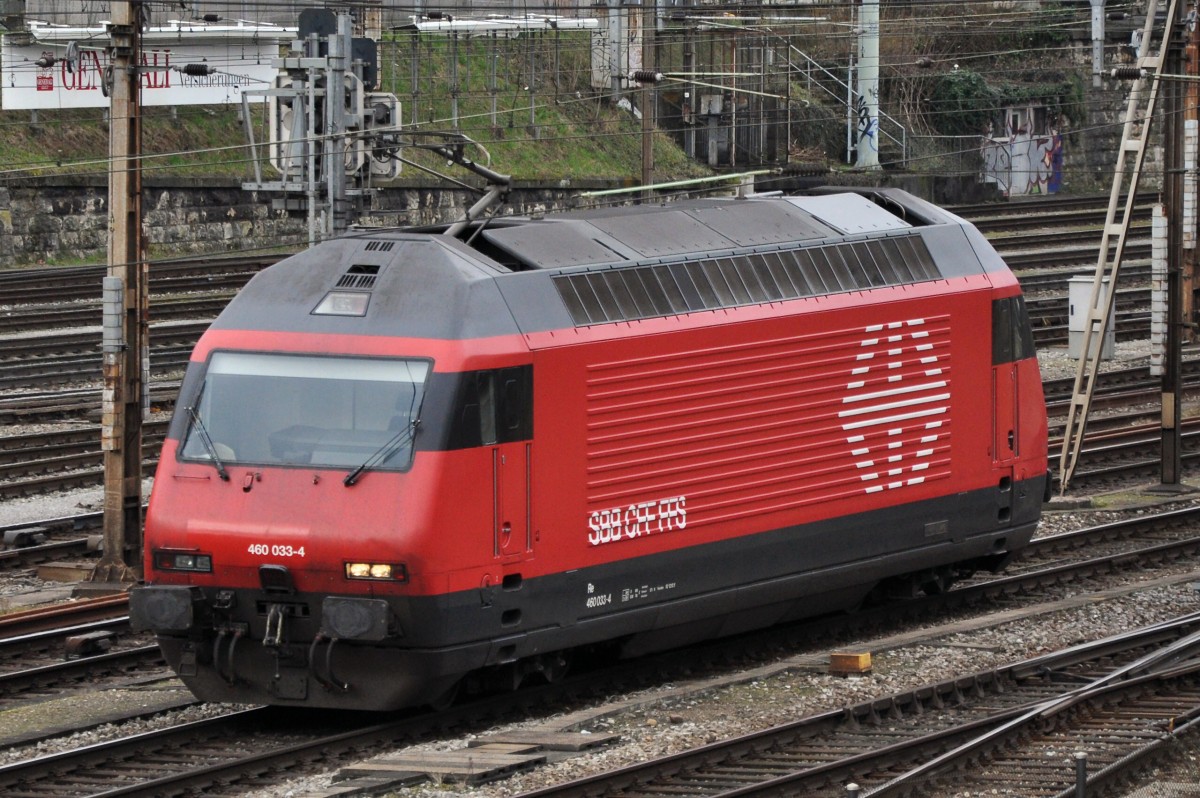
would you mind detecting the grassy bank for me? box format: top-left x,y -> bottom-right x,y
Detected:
0,30 -> 709,185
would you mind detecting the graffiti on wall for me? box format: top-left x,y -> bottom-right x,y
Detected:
982,133 -> 1063,196
853,92 -> 878,159
980,103 -> 1063,196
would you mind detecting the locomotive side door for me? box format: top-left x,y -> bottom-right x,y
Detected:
991,298 -> 1022,526
492,443 -> 531,558
483,367 -> 533,559
993,363 -> 1018,464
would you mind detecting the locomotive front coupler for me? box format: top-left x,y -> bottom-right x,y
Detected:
263,603 -> 290,647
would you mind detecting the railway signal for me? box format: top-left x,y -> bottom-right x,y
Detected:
241,9 -> 402,245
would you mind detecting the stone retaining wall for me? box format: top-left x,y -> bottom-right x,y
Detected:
0,178 -> 633,268
0,165 -> 1104,269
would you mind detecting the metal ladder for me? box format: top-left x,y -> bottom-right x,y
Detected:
1058,0 -> 1179,493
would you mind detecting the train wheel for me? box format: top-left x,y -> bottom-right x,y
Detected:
427,680 -> 461,711
920,567 -> 954,596
540,653 -> 570,684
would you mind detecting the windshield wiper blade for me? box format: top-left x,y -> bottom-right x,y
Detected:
344,420 -> 418,487
187,406 -> 230,481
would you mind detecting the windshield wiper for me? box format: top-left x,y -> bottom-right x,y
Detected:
344,419 -> 418,487
187,406 -> 230,481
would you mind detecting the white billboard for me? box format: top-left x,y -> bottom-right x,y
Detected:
1,19 -> 294,110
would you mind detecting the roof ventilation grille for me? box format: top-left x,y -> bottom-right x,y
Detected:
553,234 -> 940,327
364,240 -> 395,252
336,264 -> 380,290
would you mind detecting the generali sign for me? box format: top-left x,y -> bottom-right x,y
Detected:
1,19 -> 294,110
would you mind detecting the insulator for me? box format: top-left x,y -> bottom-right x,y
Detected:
181,63 -> 216,77
631,70 -> 664,84
1110,66 -> 1144,80
202,14 -> 221,23
35,56 -> 56,69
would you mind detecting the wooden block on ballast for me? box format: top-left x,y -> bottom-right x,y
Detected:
829,651 -> 873,676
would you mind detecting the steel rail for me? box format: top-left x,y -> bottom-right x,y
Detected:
507,613 -> 1200,798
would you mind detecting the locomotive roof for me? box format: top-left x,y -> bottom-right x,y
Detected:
478,191 -> 912,270
212,187 -> 1009,341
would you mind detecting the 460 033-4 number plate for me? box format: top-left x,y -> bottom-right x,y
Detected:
247,543 -> 306,558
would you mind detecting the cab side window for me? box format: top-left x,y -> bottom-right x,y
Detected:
992,296 -> 1035,365
448,366 -> 532,448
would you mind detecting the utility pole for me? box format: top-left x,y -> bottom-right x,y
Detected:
1160,4 -> 1185,487
93,0 -> 146,585
1090,0 -> 1105,88
608,0 -> 624,100
854,0 -> 880,170
640,2 -> 654,200
1185,9 -> 1198,338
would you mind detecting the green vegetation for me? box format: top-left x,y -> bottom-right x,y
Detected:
877,2 -> 1089,140
0,7 -> 1093,181
0,106 -> 257,179
0,30 -> 708,184
373,30 -> 707,182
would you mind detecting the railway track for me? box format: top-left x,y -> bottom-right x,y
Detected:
1042,356 -> 1200,404
509,614 -> 1200,798
0,325 -> 205,390
0,255 -> 275,306
0,420 -> 167,500
950,192 -> 1152,226
0,616 -> 161,708
0,295 -> 232,334
989,223 -> 1152,253
0,382 -> 180,424
0,593 -> 130,635
4,503 -> 1200,797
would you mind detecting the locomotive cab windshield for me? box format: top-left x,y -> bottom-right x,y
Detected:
179,352 -> 430,472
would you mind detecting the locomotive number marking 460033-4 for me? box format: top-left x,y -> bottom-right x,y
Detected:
247,544 -> 306,558
587,495 -> 687,546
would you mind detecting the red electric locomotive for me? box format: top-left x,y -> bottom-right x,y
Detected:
131,188 -> 1048,710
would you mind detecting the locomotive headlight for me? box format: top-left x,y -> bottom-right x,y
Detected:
313,291 -> 370,316
344,561 -> 408,582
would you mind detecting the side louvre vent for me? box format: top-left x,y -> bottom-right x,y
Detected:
336,264 -> 380,290
554,235 -> 939,327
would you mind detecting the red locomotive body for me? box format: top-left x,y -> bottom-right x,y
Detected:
132,188 -> 1048,710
